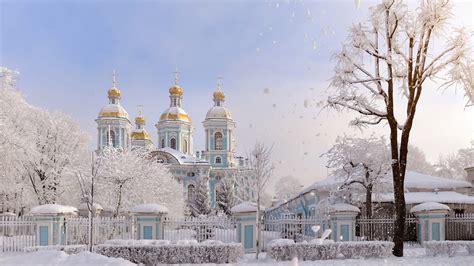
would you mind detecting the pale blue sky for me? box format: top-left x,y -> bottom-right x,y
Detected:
1,0 -> 473,188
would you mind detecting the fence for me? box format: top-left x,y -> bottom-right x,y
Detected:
356,214 -> 418,242
446,213 -> 474,240
65,216 -> 133,245
262,214 -> 330,250
163,216 -> 236,243
0,216 -> 36,252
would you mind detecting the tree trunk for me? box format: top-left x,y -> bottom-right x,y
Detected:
256,196 -> 260,259
366,184 -> 373,219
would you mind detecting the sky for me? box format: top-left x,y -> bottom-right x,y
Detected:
1,0 -> 473,191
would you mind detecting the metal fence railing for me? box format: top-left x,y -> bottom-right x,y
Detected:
356,214 -> 417,242
0,216 -> 36,252
65,216 -> 133,245
163,216 -> 237,243
446,213 -> 474,240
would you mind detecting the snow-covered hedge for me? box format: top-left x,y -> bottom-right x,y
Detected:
269,241 -> 394,261
24,245 -> 88,254
95,242 -> 243,264
424,241 -> 474,257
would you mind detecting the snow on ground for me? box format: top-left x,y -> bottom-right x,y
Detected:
0,250 -> 135,266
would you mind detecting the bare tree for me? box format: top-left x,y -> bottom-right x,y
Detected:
325,0 -> 473,256
274,175 -> 302,201
247,142 -> 274,259
74,152 -> 102,252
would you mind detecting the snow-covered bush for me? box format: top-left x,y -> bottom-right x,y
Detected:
24,245 -> 88,254
104,239 -> 170,246
95,242 -> 243,264
424,241 -> 474,257
269,241 -> 393,261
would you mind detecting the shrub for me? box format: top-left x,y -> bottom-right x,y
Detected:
95,242 -> 243,264
424,241 -> 474,257
269,241 -> 393,261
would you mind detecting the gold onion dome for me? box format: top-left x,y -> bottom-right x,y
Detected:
131,130 -> 151,140
169,85 -> 183,96
108,87 -> 121,98
213,91 -> 225,101
135,115 -> 145,124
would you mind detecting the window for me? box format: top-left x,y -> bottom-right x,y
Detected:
188,184 -> 195,201
157,158 -> 164,163
215,156 -> 222,164
161,138 -> 165,148
183,140 -> 188,153
214,132 -> 223,150
187,172 -> 195,177
170,138 -> 176,149
107,129 -> 116,147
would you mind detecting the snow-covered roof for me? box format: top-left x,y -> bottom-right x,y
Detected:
231,202 -> 264,213
157,147 -> 209,165
410,202 -> 450,213
404,171 -> 472,190
370,191 -> 474,205
130,203 -> 169,214
30,204 -> 78,215
330,203 -> 360,213
0,212 -> 16,216
98,104 -> 130,120
206,106 -> 232,120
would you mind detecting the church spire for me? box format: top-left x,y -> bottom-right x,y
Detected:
213,77 -> 225,106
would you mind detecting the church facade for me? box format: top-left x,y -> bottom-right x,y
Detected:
95,74 -> 254,212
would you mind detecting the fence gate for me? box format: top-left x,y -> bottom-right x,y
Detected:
163,216 -> 237,243
65,216 -> 133,245
356,214 -> 417,242
446,213 -> 474,240
0,216 -> 37,252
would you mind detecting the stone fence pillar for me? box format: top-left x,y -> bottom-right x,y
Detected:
29,204 -> 78,246
410,202 -> 450,243
329,203 -> 360,242
232,202 -> 259,253
131,203 -> 168,240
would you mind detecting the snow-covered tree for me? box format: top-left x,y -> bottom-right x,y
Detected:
216,178 -> 235,216
323,135 -> 391,218
274,175 -> 302,201
436,141 -> 474,180
247,142 -> 274,259
324,0 -> 473,256
0,67 -> 89,211
191,177 -> 212,217
96,146 -> 184,217
24,110 -> 89,204
406,145 -> 435,175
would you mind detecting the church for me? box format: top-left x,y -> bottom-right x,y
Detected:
95,73 -> 255,212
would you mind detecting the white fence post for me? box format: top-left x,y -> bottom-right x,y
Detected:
410,202 -> 450,243
131,203 -> 168,240
232,202 -> 258,253
29,204 -> 78,246
329,203 -> 360,242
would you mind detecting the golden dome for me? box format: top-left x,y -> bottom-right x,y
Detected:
169,85 -> 183,96
135,116 -> 145,124
213,91 -> 225,101
108,87 -> 121,98
131,130 -> 151,140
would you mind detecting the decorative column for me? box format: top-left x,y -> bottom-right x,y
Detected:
410,202 -> 450,243
30,204 -> 78,246
329,203 -> 360,242
131,203 -> 168,240
232,202 -> 259,253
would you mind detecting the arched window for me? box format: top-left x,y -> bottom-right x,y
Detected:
161,138 -> 165,148
215,156 -> 222,164
188,184 -> 195,201
183,139 -> 188,153
107,129 -> 116,147
214,132 -> 223,150
170,138 -> 176,149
